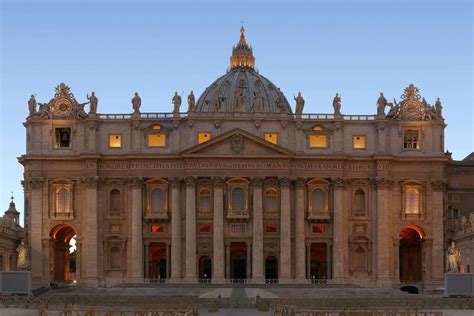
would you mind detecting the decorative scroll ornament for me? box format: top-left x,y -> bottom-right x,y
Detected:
37,83 -> 89,120
386,84 -> 440,121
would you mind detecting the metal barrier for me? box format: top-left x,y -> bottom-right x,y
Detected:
274,305 -> 444,316
37,306 -> 198,316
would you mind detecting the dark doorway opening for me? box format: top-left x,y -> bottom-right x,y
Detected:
230,242 -> 247,279
149,242 -> 167,279
265,256 -> 278,279
199,256 -> 212,279
310,243 -> 327,279
50,224 -> 76,283
399,227 -> 423,282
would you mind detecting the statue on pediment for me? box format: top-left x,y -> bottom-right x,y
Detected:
132,92 -> 141,114
172,91 -> 181,113
377,92 -> 388,116
435,98 -> 443,118
28,95 -> 37,116
87,92 -> 98,115
187,91 -> 195,112
294,92 -> 305,115
333,93 -> 341,115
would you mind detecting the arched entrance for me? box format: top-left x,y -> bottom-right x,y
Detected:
50,224 -> 76,283
310,243 -> 327,279
199,256 -> 212,279
149,242 -> 167,279
399,226 -> 424,282
265,256 -> 278,279
230,242 -> 247,279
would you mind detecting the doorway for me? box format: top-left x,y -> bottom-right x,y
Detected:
399,226 -> 423,281
50,224 -> 76,283
199,256 -> 212,279
265,256 -> 278,279
310,243 -> 327,279
230,242 -> 247,279
149,242 -> 167,279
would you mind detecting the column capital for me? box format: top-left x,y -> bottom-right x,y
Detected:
251,176 -> 264,187
185,176 -> 196,187
211,176 -> 225,187
80,176 -> 100,189
295,177 -> 307,188
169,177 -> 182,188
279,176 -> 292,187
431,179 -> 445,192
28,177 -> 44,189
332,177 -> 348,189
126,177 -> 143,189
372,177 -> 393,189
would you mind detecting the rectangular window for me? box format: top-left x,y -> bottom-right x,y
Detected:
199,224 -> 211,233
54,128 -> 71,148
264,133 -> 278,144
148,134 -> 166,147
265,224 -> 278,233
403,130 -> 420,150
353,135 -> 366,149
198,132 -> 211,144
451,195 -> 460,203
309,135 -> 327,148
109,134 -> 122,148
451,208 -> 459,220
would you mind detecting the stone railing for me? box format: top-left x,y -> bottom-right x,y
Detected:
94,112 -> 376,121
38,306 -> 197,316
274,305 -> 443,316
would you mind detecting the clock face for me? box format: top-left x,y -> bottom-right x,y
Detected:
54,99 -> 73,116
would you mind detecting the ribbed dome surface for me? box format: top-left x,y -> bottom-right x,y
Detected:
195,68 -> 292,114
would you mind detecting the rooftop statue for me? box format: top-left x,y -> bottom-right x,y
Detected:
187,91 -> 195,112
446,240 -> 461,273
16,239 -> 28,270
377,92 -> 388,116
87,92 -> 98,115
386,99 -> 399,119
172,91 -> 182,113
294,92 -> 305,115
332,93 -> 341,115
28,95 -> 37,116
252,90 -> 264,112
132,92 -> 141,114
435,98 -> 443,118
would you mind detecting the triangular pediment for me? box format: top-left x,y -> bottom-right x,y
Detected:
180,128 -> 293,157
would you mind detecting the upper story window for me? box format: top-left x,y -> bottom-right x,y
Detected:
451,208 -> 459,220
51,180 -> 74,218
56,189 -> 70,213
307,179 -> 330,221
109,134 -> 122,148
264,189 -> 277,212
402,181 -> 423,218
403,129 -> 420,150
226,178 -> 250,220
309,126 -> 328,148
145,179 -> 169,219
151,189 -> 165,214
354,189 -> 366,216
146,124 -> 167,148
198,132 -> 211,144
232,187 -> 245,211
54,127 -> 71,148
264,133 -> 278,144
110,189 -> 121,216
199,188 -> 211,212
353,135 -> 366,149
311,189 -> 325,212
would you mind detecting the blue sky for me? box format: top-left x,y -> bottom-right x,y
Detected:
1,0 -> 473,222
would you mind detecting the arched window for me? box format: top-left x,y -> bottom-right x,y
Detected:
232,187 -> 245,211
406,188 -> 419,214
56,188 -> 70,213
199,188 -> 211,212
265,189 -> 277,212
311,189 -> 324,212
110,246 -> 121,269
151,189 -> 164,214
354,190 -> 365,215
110,189 -> 121,216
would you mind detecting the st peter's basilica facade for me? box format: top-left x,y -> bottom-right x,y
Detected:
21,27 -> 448,290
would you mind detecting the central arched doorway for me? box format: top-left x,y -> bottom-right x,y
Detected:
50,224 -> 76,283
199,256 -> 212,279
230,242 -> 247,279
399,226 -> 424,282
265,256 -> 278,280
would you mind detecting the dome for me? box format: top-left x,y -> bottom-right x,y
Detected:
195,27 -> 292,114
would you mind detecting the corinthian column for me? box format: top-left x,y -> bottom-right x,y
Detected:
170,177 -> 182,280
251,177 -> 264,283
279,176 -> 292,281
129,177 -> 143,282
29,177 -> 45,287
81,176 -> 100,286
295,177 -> 306,280
185,176 -> 197,282
431,179 -> 445,284
212,176 -> 225,283
332,177 -> 346,281
374,177 -> 393,286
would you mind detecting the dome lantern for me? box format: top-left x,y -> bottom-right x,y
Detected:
230,25 -> 255,69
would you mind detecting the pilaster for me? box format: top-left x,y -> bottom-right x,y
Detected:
251,176 -> 264,283
294,177 -> 306,280
212,176 -> 225,283
279,176 -> 292,281
184,176 -> 197,282
28,177 -> 45,287
170,177 -> 182,280
128,177 -> 143,282
332,177 -> 346,281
